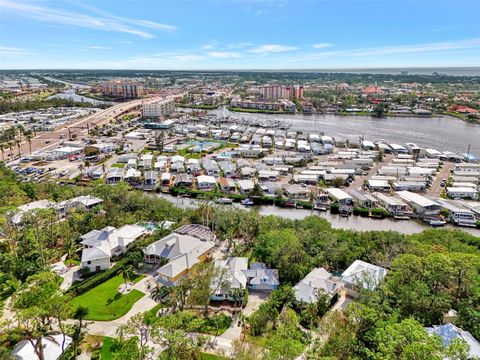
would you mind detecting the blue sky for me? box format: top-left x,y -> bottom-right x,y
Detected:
1,0 -> 480,69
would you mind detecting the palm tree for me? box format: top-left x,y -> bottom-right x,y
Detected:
25,130 -> 33,154
15,139 -> 21,157
122,265 -> 134,287
16,124 -> 24,144
64,237 -> 81,266
72,306 -> 89,358
7,141 -> 14,158
309,188 -> 317,215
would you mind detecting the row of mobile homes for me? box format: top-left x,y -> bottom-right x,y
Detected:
389,144 -> 408,155
219,177 -> 236,193
435,199 -> 477,227
446,187 -> 478,200
348,190 -> 378,208
372,192 -> 410,217
174,173 -> 194,188
197,175 -> 217,191
326,188 -> 354,206
393,181 -> 427,192
395,191 -> 442,221
368,179 -> 391,192
454,163 -> 480,173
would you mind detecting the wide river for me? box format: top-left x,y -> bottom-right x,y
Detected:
209,108 -> 480,156
47,89 -> 113,106
154,193 -> 480,237
43,77 -> 114,106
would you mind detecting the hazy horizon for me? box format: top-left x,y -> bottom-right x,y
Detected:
2,67 -> 480,77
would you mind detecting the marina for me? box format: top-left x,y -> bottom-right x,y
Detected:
208,107 -> 480,156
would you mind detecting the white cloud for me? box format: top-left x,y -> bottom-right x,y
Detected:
160,53 -> 206,63
202,41 -> 219,50
286,38 -> 480,63
84,46 -> 111,50
166,54 -> 206,62
312,43 -> 332,49
225,42 -> 253,49
208,51 -> 242,59
0,0 -> 176,39
0,46 -> 31,57
249,44 -> 297,54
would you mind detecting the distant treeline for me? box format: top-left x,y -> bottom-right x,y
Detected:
1,69 -> 479,85
0,98 -> 97,114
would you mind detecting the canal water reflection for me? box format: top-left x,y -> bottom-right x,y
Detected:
154,193 -> 480,236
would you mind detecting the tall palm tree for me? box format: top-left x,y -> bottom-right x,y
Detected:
16,124 -> 24,144
7,142 -> 14,158
64,237 -> 81,266
24,130 -> 33,154
15,139 -> 22,157
72,306 -> 89,358
309,188 -> 317,215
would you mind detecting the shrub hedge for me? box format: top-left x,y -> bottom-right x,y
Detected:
68,258 -> 128,296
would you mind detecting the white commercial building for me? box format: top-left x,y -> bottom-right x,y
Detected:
142,98 -> 175,118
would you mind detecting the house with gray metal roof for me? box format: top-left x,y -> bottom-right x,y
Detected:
293,267 -> 340,304
144,225 -> 215,286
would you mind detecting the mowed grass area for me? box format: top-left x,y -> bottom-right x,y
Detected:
71,274 -> 145,321
99,336 -> 114,360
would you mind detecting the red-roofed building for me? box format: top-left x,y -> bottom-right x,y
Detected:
362,85 -> 384,95
448,105 -> 479,114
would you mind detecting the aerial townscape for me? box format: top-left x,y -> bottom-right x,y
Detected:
1,1 -> 480,359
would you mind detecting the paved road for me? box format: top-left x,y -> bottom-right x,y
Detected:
3,96 -> 172,160
350,154 -> 394,190
428,162 -> 454,197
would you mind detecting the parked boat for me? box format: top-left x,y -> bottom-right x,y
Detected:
429,220 -> 446,227
284,199 -> 296,207
241,198 -> 254,206
217,197 -> 233,204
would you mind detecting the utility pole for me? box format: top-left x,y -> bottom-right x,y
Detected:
466,144 -> 471,162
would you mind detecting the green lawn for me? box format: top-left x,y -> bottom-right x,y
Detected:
199,353 -> 228,360
111,163 -> 125,168
70,274 -> 145,321
100,336 -> 115,360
